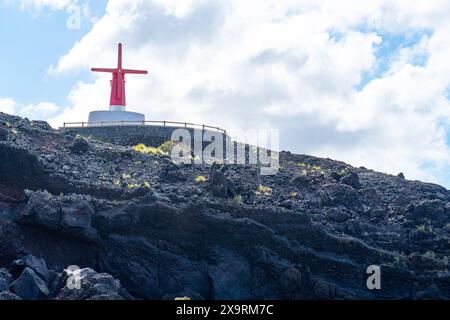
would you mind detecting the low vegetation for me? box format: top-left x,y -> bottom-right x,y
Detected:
256,185 -> 273,196
132,143 -> 167,155
132,141 -> 177,156
158,141 -> 176,154
195,175 -> 206,183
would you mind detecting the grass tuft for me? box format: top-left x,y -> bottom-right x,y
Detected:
195,175 -> 206,183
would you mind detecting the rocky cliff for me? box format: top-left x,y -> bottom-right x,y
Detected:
0,112 -> 449,300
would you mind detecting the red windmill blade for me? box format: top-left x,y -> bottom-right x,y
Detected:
91,43 -> 148,109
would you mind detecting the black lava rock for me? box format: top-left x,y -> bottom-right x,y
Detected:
0,127 -> 9,140
10,267 -> 49,300
0,291 -> 22,300
340,172 -> 361,189
56,268 -> 124,300
69,137 -> 90,154
208,162 -> 236,198
0,112 -> 448,300
0,268 -> 13,292
11,255 -> 49,282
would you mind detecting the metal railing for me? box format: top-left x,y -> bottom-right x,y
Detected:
62,120 -> 227,134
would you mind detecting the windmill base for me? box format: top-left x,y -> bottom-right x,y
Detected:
88,110 -> 145,126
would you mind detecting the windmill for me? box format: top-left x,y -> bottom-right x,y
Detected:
87,43 -> 148,125
92,43 -> 148,111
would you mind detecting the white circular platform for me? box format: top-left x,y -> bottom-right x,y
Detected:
88,110 -> 145,126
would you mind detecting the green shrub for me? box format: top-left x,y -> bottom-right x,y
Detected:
257,185 -> 273,196
132,143 -> 166,155
195,175 -> 206,183
126,183 -> 140,189
158,141 -> 176,154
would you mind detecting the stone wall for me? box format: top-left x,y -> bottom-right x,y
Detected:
61,125 -> 228,148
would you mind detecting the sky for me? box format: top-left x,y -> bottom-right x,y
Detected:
0,0 -> 449,188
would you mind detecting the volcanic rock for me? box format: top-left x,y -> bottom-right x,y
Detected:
10,267 -> 49,300
69,137 -> 90,154
0,291 -> 22,300
0,112 -> 449,300
340,171 -> 361,189
0,268 -> 13,292
56,267 -> 125,300
0,127 -> 9,140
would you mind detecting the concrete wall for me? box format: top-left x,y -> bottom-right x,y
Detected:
87,110 -> 145,124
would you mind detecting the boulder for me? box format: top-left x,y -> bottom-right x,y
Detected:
30,120 -> 52,131
0,291 -> 22,300
0,268 -> 13,292
290,175 -> 309,188
10,267 -> 49,300
60,200 -> 98,241
208,163 -> 236,198
11,255 -> 49,282
320,183 -> 361,211
340,172 -> 361,189
56,267 -> 124,300
18,190 -> 61,231
69,137 -> 90,154
328,171 -> 341,182
161,162 -> 187,182
17,191 -> 99,241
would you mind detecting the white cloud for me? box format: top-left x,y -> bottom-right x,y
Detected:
43,0 -> 450,186
0,98 -> 16,115
18,0 -> 94,24
0,97 -> 62,121
19,102 -> 61,120
19,0 -> 76,11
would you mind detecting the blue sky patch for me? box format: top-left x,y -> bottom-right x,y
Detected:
355,29 -> 432,91
0,0 -> 107,106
